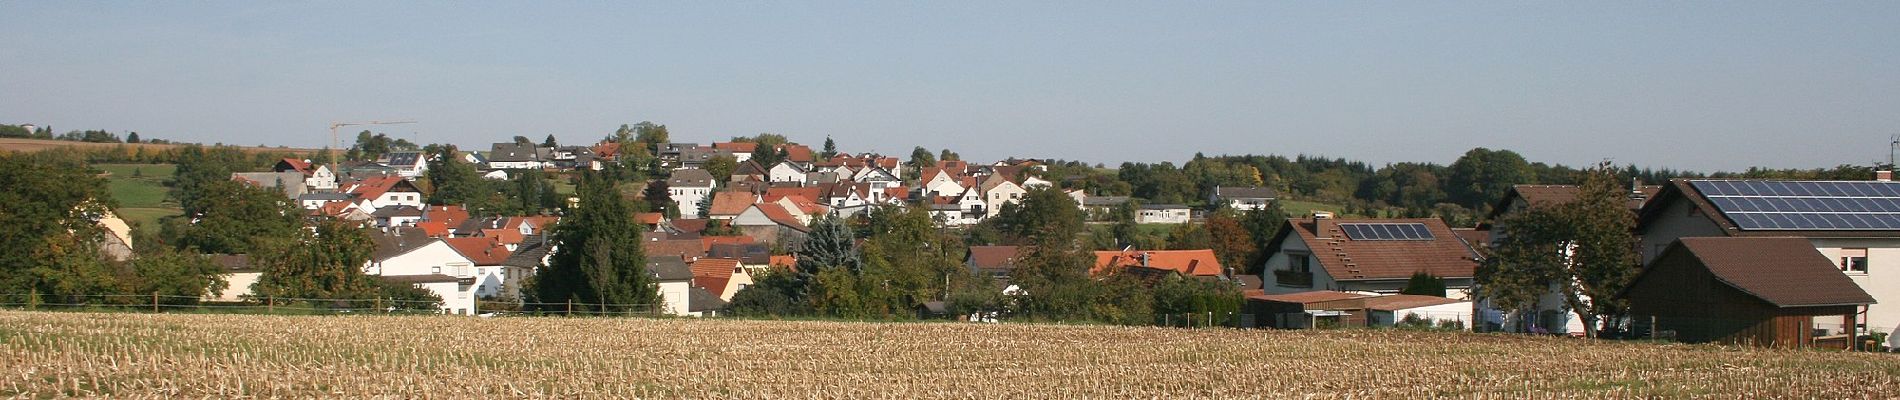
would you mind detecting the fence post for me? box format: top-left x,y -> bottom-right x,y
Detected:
267,297 -> 274,314
1164,314 -> 1170,326
1650,315 -> 1658,340
566,298 -> 573,317
152,292 -> 159,313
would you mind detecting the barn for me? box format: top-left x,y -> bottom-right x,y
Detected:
1623,237 -> 1875,348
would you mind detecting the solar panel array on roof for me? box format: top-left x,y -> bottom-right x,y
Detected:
1339,223 -> 1435,241
1689,180 -> 1900,231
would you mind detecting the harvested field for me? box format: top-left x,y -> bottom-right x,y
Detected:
0,310 -> 1896,398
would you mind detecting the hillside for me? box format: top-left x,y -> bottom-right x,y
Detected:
2,311 -> 1895,398
0,138 -> 329,155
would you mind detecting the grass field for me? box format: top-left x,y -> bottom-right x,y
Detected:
2,311 -> 1896,398
94,163 -> 181,232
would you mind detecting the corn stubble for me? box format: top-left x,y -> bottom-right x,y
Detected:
1,311 -> 1896,398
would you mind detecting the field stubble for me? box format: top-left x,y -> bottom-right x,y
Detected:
1,311 -> 1896,399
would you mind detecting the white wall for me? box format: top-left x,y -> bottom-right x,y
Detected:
207,272 -> 261,302
1637,199 -> 1727,263
1808,237 -> 1900,348
658,281 -> 690,316
1375,301 -> 1474,330
1259,234 -> 1336,295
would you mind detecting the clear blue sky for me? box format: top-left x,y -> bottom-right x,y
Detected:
3,2 -> 1896,172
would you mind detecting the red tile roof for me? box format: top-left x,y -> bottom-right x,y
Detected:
713,142 -> 758,153
415,221 -> 450,238
1271,218 -> 1479,281
635,212 -> 665,225
770,255 -> 797,270
422,205 -> 470,227
1091,249 -> 1224,277
967,246 -> 1022,270
279,158 -> 312,174
669,219 -> 710,234
443,237 -> 512,266
480,228 -> 525,245
707,192 -> 757,217
345,176 -> 418,201
781,144 -> 814,163
755,203 -> 809,232
765,187 -> 824,203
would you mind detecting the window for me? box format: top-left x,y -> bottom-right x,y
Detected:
1841,248 -> 1869,273
1290,254 -> 1311,273
431,266 -> 442,274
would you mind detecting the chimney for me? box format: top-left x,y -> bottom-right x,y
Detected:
1629,178 -> 1646,200
1879,170 -> 1893,182
1312,211 -> 1334,221
1312,211 -> 1334,239
1138,252 -> 1151,267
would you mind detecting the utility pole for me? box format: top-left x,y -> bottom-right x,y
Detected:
329,120 -> 418,153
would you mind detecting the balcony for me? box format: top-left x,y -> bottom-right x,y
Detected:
1274,270 -> 1314,288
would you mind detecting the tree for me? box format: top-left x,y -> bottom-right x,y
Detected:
750,144 -> 785,168
908,147 -> 936,172
1447,148 -> 1534,211
633,122 -> 670,147
1204,211 -> 1257,270
1400,272 -> 1447,297
725,270 -> 810,317
939,149 -> 959,162
0,153 -> 118,304
179,180 -> 302,254
503,169 -> 560,215
704,154 -> 738,184
543,134 -> 559,148
1476,162 -> 1638,338
820,136 -> 838,159
992,187 -> 1085,245
426,145 -> 492,211
796,216 -> 861,280
537,171 -> 656,312
642,179 -> 676,218
119,247 -> 227,305
253,220 -> 380,303
125,132 -> 140,143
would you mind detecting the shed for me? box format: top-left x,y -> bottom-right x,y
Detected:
1623,237 -> 1875,349
1245,291 -> 1372,329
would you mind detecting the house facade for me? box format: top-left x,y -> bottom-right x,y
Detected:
1136,204 -> 1192,224
1210,186 -> 1277,211
366,234 -> 479,315
1636,178 -> 1900,347
1260,215 -> 1480,299
668,169 -> 716,219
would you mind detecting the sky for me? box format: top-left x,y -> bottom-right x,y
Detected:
2,2 -> 1897,172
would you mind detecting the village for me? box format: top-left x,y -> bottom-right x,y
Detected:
11,123 -> 1879,353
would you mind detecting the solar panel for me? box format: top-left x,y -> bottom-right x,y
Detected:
1689,180 -> 1900,231
1337,223 -> 1435,240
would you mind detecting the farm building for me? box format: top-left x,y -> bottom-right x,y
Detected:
1624,237 -> 1875,349
1245,291 -> 1371,329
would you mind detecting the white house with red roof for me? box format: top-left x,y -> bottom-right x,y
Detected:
367,230 -> 479,315
1260,215 -> 1481,299
342,176 -> 425,212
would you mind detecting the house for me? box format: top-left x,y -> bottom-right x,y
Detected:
769,161 -> 809,184
366,230 -> 479,315
1260,214 -> 1480,298
668,169 -> 717,219
1473,184 -> 1657,334
231,171 -> 310,200
1082,196 -> 1131,220
731,160 -> 769,182
918,168 -> 966,198
649,255 -> 696,316
645,239 -> 707,262
1210,186 -> 1278,211
691,258 -> 752,302
979,175 -> 1026,219
371,205 -> 425,228
443,237 -> 514,299
676,147 -> 728,170
657,143 -> 698,169
273,158 -> 337,191
487,143 -> 545,170
1092,249 -> 1226,279
731,203 -> 810,245
704,191 -> 757,220
380,152 -> 427,178
1624,237 -> 1875,348
341,176 -> 425,212
853,166 -> 901,190
204,254 -> 260,302
1635,178 -> 1900,347
1136,204 -> 1192,224
297,192 -> 357,210
967,246 -> 1023,280
499,235 -> 554,300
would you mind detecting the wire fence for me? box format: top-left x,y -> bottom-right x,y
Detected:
0,293 -> 662,317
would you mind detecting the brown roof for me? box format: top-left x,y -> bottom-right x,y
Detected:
1450,228 -> 1490,249
635,212 -> 665,225
1357,294 -> 1467,311
668,219 -> 710,235
1091,249 -> 1224,277
1247,290 -> 1372,304
421,205 -> 470,227
765,187 -> 824,203
1651,237 -> 1875,307
707,192 -> 757,217
1269,218 -> 1479,281
755,203 -> 809,232
645,239 -> 705,261
699,235 -> 754,252
967,246 -> 1022,269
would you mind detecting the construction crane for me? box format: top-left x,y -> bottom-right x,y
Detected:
329,120 -> 418,151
